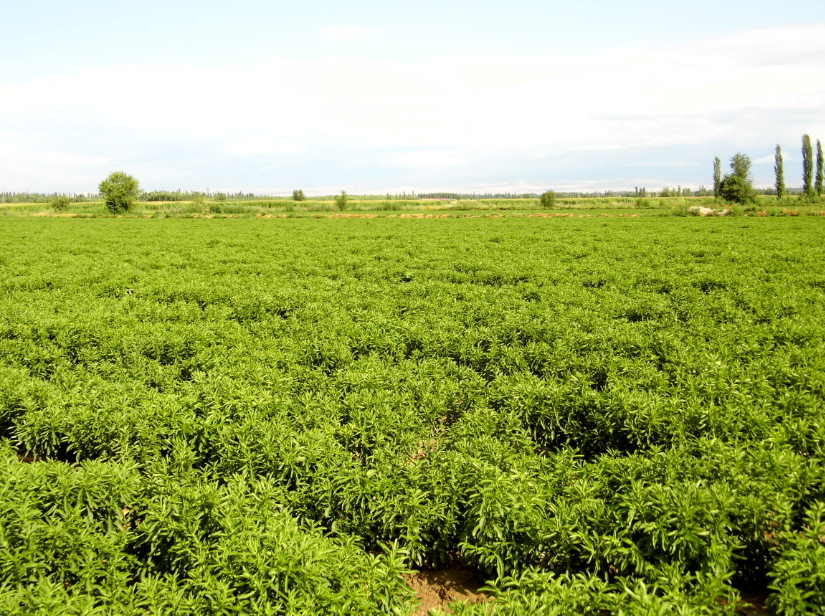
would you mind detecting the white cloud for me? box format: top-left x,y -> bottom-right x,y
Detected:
389,150 -> 471,168
317,25 -> 374,40
1,23 -> 824,190
752,154 -> 776,164
635,162 -> 700,167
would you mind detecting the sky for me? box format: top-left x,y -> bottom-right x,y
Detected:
1,0 -> 824,195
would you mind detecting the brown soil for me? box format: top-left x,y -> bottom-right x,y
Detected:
405,567 -> 488,615
735,588 -> 771,615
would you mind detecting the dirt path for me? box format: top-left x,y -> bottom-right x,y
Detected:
405,567 -> 488,615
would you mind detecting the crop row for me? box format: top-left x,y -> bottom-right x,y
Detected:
1,217 -> 824,614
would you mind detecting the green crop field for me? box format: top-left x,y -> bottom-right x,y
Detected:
1,216 -> 824,615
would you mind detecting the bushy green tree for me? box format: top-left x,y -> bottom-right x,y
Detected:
99,172 -> 139,214
335,191 -> 348,211
774,145 -> 786,200
539,190 -> 557,208
719,153 -> 756,204
50,195 -> 70,212
802,134 -> 814,201
713,157 -> 721,199
293,189 -> 306,202
816,139 -> 823,198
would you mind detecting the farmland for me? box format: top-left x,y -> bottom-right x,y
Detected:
1,216 -> 824,614
3,193 -> 824,221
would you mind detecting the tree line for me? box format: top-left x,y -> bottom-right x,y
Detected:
714,134 -> 824,204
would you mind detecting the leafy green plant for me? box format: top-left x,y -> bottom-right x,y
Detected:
768,502 -> 825,615
335,190 -> 349,211
99,171 -> 139,213
539,191 -> 556,208
50,196 -> 70,212
719,153 -> 756,204
1,216 -> 825,612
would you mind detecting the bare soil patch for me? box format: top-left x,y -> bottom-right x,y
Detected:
735,587 -> 771,615
405,567 -> 488,615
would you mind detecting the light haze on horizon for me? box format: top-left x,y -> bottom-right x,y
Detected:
2,0 -> 825,195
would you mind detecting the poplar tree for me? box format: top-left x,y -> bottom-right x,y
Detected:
816,139 -> 824,197
802,134 -> 814,200
713,157 -> 721,199
774,145 -> 786,200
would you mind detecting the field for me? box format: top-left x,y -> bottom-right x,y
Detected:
1,216 -> 824,614
3,194 -> 825,220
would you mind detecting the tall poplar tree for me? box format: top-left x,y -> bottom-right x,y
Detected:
713,157 -> 721,199
802,134 -> 814,200
816,139 -> 824,197
774,145 -> 786,200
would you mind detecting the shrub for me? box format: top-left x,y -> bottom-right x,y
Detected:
539,190 -> 557,208
335,191 -> 349,211
293,189 -> 306,202
99,172 -> 139,214
50,196 -> 70,212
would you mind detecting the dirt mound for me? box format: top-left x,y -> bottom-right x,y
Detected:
405,567 -> 488,615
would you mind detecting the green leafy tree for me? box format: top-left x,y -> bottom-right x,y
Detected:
293,189 -> 306,202
539,190 -> 557,208
802,134 -> 814,201
335,190 -> 349,211
50,195 -> 70,211
99,171 -> 139,213
774,145 -> 786,200
816,139 -> 824,198
719,153 -> 756,204
713,157 -> 721,199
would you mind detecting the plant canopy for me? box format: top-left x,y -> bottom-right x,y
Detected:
99,171 -> 139,214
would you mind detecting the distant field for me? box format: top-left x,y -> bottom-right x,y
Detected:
1,216 -> 824,614
2,195 -> 823,219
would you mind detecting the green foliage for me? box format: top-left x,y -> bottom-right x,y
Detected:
713,157 -> 721,199
768,502 -> 825,615
539,191 -> 556,208
335,190 -> 349,211
0,446 -> 415,614
802,134 -> 815,201
50,196 -> 70,212
816,139 -> 823,198
98,171 -> 139,214
719,153 -> 756,204
293,189 -> 306,202
775,144 -> 786,200
2,217 -> 825,612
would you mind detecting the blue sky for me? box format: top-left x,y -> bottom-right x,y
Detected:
2,0 -> 824,194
